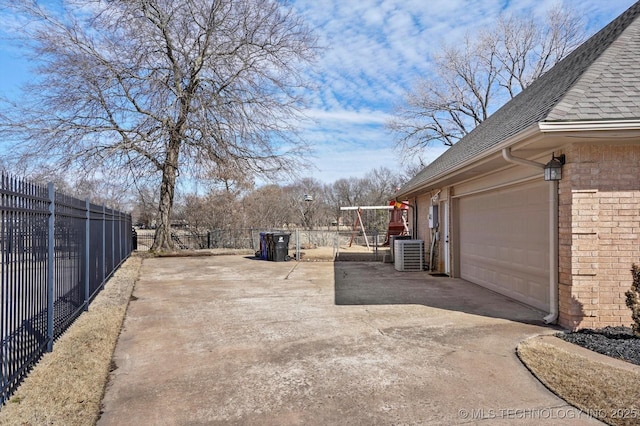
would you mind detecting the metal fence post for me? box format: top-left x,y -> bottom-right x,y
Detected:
122,215 -> 124,258
102,205 -> 106,287
84,199 -> 90,311
46,183 -> 55,352
111,208 -> 115,270
120,210 -> 124,263
113,209 -> 116,262
373,230 -> 379,261
295,229 -> 300,261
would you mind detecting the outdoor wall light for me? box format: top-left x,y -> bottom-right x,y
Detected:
544,153 -> 566,181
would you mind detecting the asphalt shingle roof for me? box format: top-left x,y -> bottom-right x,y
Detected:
399,1 -> 640,196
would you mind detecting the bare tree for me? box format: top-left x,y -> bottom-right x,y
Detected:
283,178 -> 326,229
361,167 -> 406,205
241,184 -> 292,229
389,4 -> 584,154
491,4 -> 584,97
322,168 -> 406,231
176,189 -> 241,232
131,183 -> 159,228
0,0 -> 317,251
162,166 -> 406,236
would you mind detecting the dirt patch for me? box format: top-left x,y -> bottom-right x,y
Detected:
296,245 -> 390,262
149,248 -> 255,257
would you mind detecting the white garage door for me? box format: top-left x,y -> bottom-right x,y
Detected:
458,180 -> 549,311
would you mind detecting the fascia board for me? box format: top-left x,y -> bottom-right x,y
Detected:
398,124 -> 542,198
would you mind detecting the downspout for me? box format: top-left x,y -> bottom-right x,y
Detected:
413,200 -> 418,239
429,191 -> 440,271
547,181 -> 559,325
501,147 -> 546,170
501,148 -> 559,324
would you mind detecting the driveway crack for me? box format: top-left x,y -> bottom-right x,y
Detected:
284,262 -> 300,280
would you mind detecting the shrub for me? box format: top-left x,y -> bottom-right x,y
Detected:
626,264 -> 640,337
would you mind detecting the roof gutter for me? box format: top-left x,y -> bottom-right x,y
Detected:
501,147 -> 558,325
538,119 -> 640,133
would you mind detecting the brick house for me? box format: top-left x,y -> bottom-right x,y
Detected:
395,2 -> 640,330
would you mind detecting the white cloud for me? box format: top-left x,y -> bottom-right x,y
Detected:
309,143 -> 450,184
290,0 -> 636,183
304,108 -> 391,126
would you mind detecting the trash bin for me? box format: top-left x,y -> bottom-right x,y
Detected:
132,227 -> 138,251
264,233 -> 274,261
256,232 -> 269,259
272,233 -> 291,262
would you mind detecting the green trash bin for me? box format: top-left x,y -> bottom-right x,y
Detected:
272,233 -> 291,262
265,233 -> 274,261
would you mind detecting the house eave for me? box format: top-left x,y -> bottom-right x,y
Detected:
398,119 -> 640,200
397,124 -> 542,199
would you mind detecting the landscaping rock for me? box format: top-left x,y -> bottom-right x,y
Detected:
557,326 -> 640,366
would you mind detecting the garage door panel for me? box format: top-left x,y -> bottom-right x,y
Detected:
462,252 -> 549,279
458,181 -> 550,311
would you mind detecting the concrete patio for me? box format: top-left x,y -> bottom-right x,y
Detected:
98,256 -> 603,425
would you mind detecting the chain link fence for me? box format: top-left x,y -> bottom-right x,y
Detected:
134,227 -> 392,262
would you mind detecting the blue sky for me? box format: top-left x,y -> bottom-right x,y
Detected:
287,0 -> 637,182
0,0 -> 636,184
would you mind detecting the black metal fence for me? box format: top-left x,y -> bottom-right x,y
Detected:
0,175 -> 132,405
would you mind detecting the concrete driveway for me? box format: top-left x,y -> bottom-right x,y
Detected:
99,256 -> 602,425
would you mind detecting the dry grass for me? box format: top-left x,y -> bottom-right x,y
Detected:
0,255 -> 142,426
518,338 -> 640,426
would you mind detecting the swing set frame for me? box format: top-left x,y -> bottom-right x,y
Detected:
340,202 -> 409,250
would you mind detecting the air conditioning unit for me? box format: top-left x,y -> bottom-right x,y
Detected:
394,239 -> 424,271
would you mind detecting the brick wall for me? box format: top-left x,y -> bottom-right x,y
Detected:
558,143 -> 640,330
